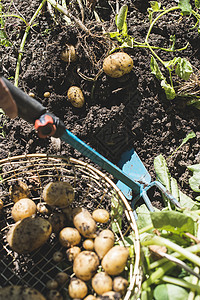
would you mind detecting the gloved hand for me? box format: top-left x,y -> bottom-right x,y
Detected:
0,78 -> 18,119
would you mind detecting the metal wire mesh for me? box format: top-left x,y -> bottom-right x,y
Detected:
0,154 -> 141,299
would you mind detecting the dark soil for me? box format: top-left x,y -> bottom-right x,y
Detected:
0,1 -> 200,204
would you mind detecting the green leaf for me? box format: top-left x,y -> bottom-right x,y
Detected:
170,177 -> 180,201
110,191 -> 124,233
187,164 -> 200,192
179,191 -> 200,210
150,1 -> 161,11
136,204 -> 153,230
196,196 -> 200,201
182,131 -> 196,144
154,154 -> 171,192
150,56 -> 165,81
116,5 -> 128,31
161,79 -> 176,100
175,57 -> 193,80
150,210 -> 195,234
178,0 -> 192,15
154,283 -> 189,300
195,0 -> 200,9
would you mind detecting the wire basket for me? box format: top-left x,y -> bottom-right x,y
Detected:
0,154 -> 141,299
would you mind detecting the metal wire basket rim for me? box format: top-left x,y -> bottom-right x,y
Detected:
0,153 -> 141,299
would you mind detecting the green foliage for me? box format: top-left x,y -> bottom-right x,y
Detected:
187,164 -> 200,193
178,0 -> 192,15
0,1 -> 11,47
153,284 -> 189,300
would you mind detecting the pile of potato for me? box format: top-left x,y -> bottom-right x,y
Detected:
2,180 -> 130,300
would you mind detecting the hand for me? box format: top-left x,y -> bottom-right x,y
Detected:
0,78 -> 18,119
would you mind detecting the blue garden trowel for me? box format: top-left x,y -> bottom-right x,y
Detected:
1,76 -> 181,211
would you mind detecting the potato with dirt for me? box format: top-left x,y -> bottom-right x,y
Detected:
73,208 -> 96,238
73,250 -> 99,281
96,291 -> 122,300
92,209 -> 110,223
66,246 -> 81,261
9,180 -> 30,202
43,181 -> 75,207
11,198 -> 37,221
67,86 -> 85,108
94,229 -> 114,259
101,246 -> 129,275
0,285 -> 46,300
61,44 -> 77,63
92,272 -> 113,295
6,216 -> 52,254
68,278 -> 88,299
103,52 -> 133,78
48,212 -> 66,233
59,227 -> 81,248
113,276 -> 128,295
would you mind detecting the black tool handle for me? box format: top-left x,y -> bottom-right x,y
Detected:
1,76 -> 47,124
1,76 -> 65,138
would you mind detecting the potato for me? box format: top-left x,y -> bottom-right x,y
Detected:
46,290 -> 63,300
101,246 -> 129,275
94,229 -> 114,259
11,198 -> 37,222
67,86 -> 85,108
82,239 -> 94,251
73,208 -> 96,238
61,44 -> 77,62
9,181 -> 30,203
43,181 -> 74,208
84,296 -> 97,300
37,202 -> 51,215
92,209 -> 109,223
66,246 -> 81,261
59,227 -> 81,248
53,251 -> 63,262
48,212 -> 66,233
46,279 -> 58,290
0,285 -> 46,300
55,272 -> 69,286
113,276 -> 128,295
68,278 -> 88,299
6,216 -> 52,254
73,251 -> 99,281
103,52 -> 133,78
92,272 -> 112,295
96,291 -> 122,300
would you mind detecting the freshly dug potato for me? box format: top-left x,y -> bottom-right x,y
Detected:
92,272 -> 112,295
11,198 -> 37,222
113,276 -> 128,295
96,291 -> 122,300
59,227 -> 81,248
46,279 -> 58,290
83,239 -> 94,251
92,209 -> 110,223
84,295 -> 97,300
9,180 -> 30,202
94,229 -> 114,259
46,290 -> 63,300
68,278 -> 88,299
55,272 -> 69,286
0,285 -> 46,300
61,44 -> 77,62
73,251 -> 99,281
103,52 -> 133,78
6,216 -> 52,254
53,251 -> 63,262
101,246 -> 129,275
43,181 -> 75,207
37,202 -> 51,215
48,212 -> 66,233
66,246 -> 81,261
67,86 -> 85,108
73,208 -> 96,238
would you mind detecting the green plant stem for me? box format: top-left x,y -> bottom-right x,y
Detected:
47,0 -> 89,33
142,236 -> 200,267
14,0 -> 47,86
145,6 -> 180,66
162,275 -> 200,293
149,243 -> 200,270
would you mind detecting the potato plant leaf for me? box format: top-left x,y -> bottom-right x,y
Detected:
161,79 -> 176,100
178,0 -> 192,15
116,5 -> 128,31
150,210 -> 195,234
150,56 -> 165,81
149,1 -> 162,11
187,164 -> 200,192
154,283 -> 189,300
175,57 -> 193,80
154,154 -> 171,192
136,204 -> 153,230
